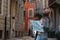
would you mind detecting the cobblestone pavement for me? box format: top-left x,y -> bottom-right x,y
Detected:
7,36 -> 57,40
21,36 -> 57,40
14,36 -> 57,40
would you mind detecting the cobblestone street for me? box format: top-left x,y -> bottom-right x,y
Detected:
8,36 -> 57,40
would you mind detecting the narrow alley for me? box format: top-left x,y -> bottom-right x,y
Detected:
0,0 -> 60,40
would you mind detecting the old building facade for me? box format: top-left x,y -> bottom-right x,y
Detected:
34,0 -> 43,14
24,0 -> 35,32
0,0 -> 24,40
42,0 -> 48,9
0,0 -> 11,40
48,0 -> 60,33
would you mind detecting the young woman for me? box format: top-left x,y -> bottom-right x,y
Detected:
34,13 -> 48,40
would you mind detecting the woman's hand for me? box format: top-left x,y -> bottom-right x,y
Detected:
37,31 -> 41,34
41,24 -> 44,28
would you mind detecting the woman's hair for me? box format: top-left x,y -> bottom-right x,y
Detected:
34,13 -> 42,20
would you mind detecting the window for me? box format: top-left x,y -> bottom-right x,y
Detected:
0,0 -> 2,14
12,17 -> 15,19
6,31 -> 9,39
23,0 -> 25,3
44,0 -> 47,8
0,30 -> 2,39
28,8 -> 34,18
28,0 -> 34,3
24,11 -> 25,17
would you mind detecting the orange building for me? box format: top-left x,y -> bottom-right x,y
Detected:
24,0 -> 35,32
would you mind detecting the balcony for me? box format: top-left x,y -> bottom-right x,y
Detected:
48,0 -> 60,8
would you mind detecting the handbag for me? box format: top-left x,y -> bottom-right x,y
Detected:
43,27 -> 49,32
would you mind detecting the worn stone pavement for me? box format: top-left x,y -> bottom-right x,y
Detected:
8,36 -> 57,40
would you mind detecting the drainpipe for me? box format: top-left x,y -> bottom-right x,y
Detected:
9,0 -> 12,40
4,16 -> 7,40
